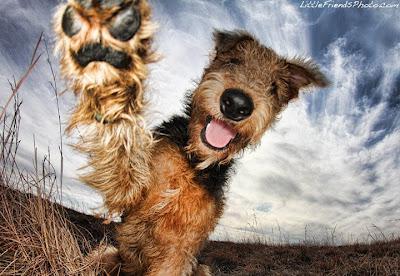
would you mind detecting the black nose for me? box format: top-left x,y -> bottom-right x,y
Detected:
220,88 -> 254,121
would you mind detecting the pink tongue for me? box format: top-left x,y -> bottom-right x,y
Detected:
205,119 -> 236,148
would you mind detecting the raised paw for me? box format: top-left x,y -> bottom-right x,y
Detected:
54,0 -> 157,127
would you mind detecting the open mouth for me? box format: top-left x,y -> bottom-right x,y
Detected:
201,116 -> 237,150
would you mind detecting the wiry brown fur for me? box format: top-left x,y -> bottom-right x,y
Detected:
54,0 -> 158,214
117,139 -> 218,275
103,30 -> 329,275
75,119 -> 152,213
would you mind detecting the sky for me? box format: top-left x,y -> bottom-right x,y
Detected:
0,0 -> 399,243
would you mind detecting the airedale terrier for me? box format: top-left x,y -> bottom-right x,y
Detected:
53,0 -> 158,214
104,30 -> 329,275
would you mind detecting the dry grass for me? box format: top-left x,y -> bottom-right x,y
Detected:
199,239 -> 400,276
0,183 -> 101,275
0,97 -> 105,275
0,37 -> 106,275
2,175 -> 399,276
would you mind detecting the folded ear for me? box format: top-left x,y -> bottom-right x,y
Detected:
280,58 -> 329,104
213,29 -> 254,54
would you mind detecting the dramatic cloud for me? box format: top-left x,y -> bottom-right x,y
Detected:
0,0 -> 103,211
0,0 -> 398,242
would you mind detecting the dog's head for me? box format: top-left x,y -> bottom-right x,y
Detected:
187,30 -> 329,169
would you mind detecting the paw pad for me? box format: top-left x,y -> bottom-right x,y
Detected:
61,0 -> 141,42
108,4 -> 141,41
73,43 -> 132,69
62,6 -> 83,37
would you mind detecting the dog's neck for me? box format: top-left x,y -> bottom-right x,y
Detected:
155,115 -> 234,202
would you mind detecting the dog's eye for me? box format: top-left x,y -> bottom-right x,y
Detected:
270,82 -> 278,95
226,58 -> 241,65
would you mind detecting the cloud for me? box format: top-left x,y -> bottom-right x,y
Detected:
0,0 -> 98,211
147,0 -> 310,125
215,7 -> 400,242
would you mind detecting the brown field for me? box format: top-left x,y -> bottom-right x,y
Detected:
2,185 -> 399,275
200,238 -> 400,275
71,208 -> 400,276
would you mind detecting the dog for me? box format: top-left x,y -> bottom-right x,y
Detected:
53,0 -> 158,214
106,30 -> 329,275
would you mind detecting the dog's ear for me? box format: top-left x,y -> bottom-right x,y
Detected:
279,58 -> 329,104
213,30 -> 254,54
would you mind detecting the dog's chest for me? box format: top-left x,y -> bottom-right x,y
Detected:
148,144 -> 220,230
